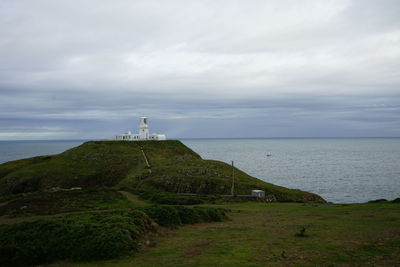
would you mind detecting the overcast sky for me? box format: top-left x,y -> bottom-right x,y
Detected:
1,0 -> 399,140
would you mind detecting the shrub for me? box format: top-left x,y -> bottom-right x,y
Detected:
294,226 -> 308,237
125,188 -> 221,205
138,205 -> 182,228
174,206 -> 199,224
0,212 -> 150,266
192,206 -> 227,222
368,199 -> 388,203
138,205 -> 227,227
0,206 -> 227,266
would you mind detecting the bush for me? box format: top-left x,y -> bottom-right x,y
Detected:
138,205 -> 227,227
0,211 -> 151,266
125,188 -> 221,205
138,205 -> 182,228
0,206 -> 227,266
368,199 -> 388,203
193,206 -> 227,222
295,226 -> 308,237
175,206 -> 198,224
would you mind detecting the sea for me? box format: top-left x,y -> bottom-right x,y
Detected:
0,138 -> 399,204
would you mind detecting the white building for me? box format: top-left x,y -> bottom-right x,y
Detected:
251,190 -> 265,198
116,117 -> 166,141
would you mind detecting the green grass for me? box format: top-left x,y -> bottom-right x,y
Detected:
0,140 -> 325,203
0,188 -> 135,217
0,187 -> 398,266
0,206 -> 227,266
67,202 -> 400,267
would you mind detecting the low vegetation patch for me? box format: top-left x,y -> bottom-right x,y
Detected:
127,188 -> 221,205
0,188 -> 133,217
368,197 -> 400,204
0,205 -> 227,266
368,198 -> 388,203
294,226 -> 308,237
138,205 -> 227,227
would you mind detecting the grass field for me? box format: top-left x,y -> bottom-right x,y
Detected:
51,201 -> 400,267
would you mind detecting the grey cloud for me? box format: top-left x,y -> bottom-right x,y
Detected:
0,0 -> 400,139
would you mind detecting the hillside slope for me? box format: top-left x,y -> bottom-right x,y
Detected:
0,140 -> 325,202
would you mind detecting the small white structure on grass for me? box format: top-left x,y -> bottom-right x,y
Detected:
116,117 -> 166,141
251,190 -> 265,198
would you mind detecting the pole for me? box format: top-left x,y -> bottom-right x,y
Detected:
231,160 -> 235,196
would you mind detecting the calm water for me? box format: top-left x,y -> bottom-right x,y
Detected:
1,138 -> 399,203
182,138 -> 400,203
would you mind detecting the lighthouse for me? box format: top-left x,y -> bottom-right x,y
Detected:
115,116 -> 166,141
139,116 -> 149,139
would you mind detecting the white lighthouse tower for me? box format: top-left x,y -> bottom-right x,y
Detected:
139,116 -> 149,139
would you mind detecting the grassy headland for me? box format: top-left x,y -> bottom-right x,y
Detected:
0,140 -> 324,203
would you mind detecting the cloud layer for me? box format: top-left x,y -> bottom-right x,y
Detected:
1,0 -> 400,139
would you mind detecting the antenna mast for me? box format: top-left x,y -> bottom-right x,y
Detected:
231,161 -> 235,196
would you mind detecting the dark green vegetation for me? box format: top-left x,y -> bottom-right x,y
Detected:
0,140 -> 324,202
368,198 -> 400,203
0,188 -> 134,217
69,202 -> 400,267
0,205 -> 227,266
128,188 -> 221,205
